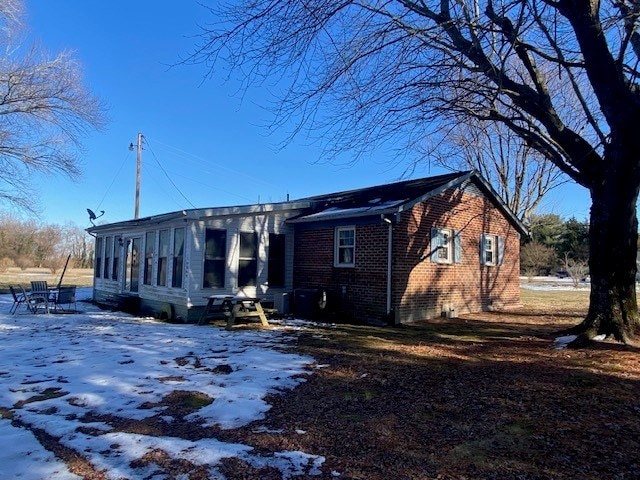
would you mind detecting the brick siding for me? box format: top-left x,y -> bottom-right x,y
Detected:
293,186 -> 521,323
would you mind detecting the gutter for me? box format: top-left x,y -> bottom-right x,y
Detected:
382,215 -> 394,318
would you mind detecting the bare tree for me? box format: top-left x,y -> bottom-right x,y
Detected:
429,119 -> 565,224
0,0 -> 105,213
521,241 -> 557,278
189,0 -> 640,344
563,253 -> 589,289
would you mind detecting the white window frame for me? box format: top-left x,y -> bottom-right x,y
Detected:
335,226 -> 356,267
481,233 -> 504,266
483,234 -> 497,266
433,227 -> 454,264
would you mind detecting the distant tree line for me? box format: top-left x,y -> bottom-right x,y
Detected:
521,214 -> 589,277
0,213 -> 93,273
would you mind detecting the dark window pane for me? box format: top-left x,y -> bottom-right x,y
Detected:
172,228 -> 185,288
238,232 -> 257,287
112,238 -> 120,280
204,259 -> 225,288
268,233 -> 285,288
204,229 -> 226,288
205,229 -> 226,258
238,259 -> 257,287
172,256 -> 183,288
144,232 -> 155,285
95,237 -> 103,278
103,236 -> 112,279
157,230 -> 169,286
157,257 -> 167,286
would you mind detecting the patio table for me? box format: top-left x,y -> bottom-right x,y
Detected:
198,295 -> 270,329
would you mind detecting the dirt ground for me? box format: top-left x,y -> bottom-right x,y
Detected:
9,287 -> 640,479
218,288 -> 640,479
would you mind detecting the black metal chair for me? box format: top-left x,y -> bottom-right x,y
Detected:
18,285 -> 47,313
53,286 -> 77,312
9,286 -> 27,314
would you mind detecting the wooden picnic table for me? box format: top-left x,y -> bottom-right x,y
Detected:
198,295 -> 270,329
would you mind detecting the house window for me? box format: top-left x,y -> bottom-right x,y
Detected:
95,237 -> 103,278
335,226 -> 355,267
112,238 -> 120,281
268,233 -> 286,288
103,236 -> 112,279
172,227 -> 185,288
144,231 -> 155,285
431,228 -> 462,264
157,229 -> 169,287
204,229 -> 226,288
481,233 -> 504,266
238,232 -> 258,287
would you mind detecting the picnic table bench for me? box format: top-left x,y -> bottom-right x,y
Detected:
198,295 -> 270,329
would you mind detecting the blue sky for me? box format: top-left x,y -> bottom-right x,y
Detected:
23,1 -> 591,229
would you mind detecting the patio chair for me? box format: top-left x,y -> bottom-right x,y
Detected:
19,285 -> 47,313
53,286 -> 77,312
9,286 -> 27,314
30,280 -> 50,296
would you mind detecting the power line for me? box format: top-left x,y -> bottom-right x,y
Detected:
95,151 -> 133,211
144,138 -> 198,209
150,137 -> 281,191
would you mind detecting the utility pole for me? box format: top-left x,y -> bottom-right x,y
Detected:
130,133 -> 144,219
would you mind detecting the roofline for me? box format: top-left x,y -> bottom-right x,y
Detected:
397,171 -> 475,213
287,206 -> 400,224
399,170 -> 528,236
86,200 -> 311,233
86,170 -> 528,237
289,171 -> 528,236
466,172 -> 529,237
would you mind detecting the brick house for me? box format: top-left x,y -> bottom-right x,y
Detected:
290,170 -> 527,323
87,170 -> 526,323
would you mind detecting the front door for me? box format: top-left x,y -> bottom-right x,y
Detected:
124,237 -> 141,293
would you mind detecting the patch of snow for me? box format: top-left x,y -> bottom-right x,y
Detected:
554,335 -> 578,350
0,288 -> 327,478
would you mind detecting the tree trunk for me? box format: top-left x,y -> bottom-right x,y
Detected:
572,160 -> 640,344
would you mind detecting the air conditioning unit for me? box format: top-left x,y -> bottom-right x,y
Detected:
294,288 -> 327,320
273,292 -> 291,315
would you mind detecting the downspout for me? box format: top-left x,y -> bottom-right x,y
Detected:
383,216 -> 393,319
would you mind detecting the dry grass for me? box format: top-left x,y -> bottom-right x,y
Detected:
222,287 -> 639,479
0,267 -> 93,290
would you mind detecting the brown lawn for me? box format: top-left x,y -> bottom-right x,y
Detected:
0,267 -> 94,290
220,288 -> 640,479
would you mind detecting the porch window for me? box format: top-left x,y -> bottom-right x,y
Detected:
335,226 -> 355,267
204,229 -> 226,288
172,227 -> 184,288
144,231 -> 155,285
268,233 -> 286,288
103,236 -> 112,279
431,228 -> 462,264
95,237 -> 103,278
238,232 -> 258,287
112,238 -> 120,280
157,229 -> 169,287
481,233 -> 504,266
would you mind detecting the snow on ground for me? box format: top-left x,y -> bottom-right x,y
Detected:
520,276 -> 590,291
0,288 -> 325,479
